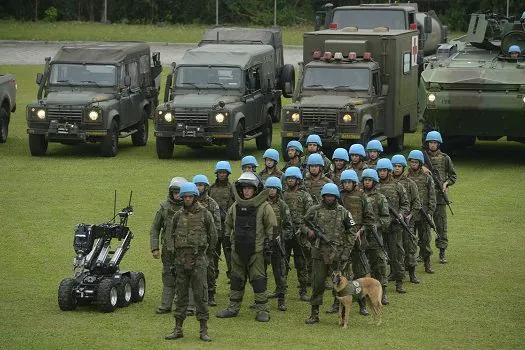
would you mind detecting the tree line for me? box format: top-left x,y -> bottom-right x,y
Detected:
0,0 -> 523,30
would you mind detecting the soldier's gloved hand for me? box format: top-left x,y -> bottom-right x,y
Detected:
152,249 -> 160,259
263,239 -> 273,264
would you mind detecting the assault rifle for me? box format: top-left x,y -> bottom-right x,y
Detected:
304,219 -> 337,250
368,226 -> 384,249
387,203 -> 413,236
275,236 -> 291,272
422,149 -> 454,215
420,207 -> 437,232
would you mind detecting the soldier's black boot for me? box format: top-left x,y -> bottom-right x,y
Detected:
408,267 -> 420,284
305,305 -> 320,324
165,318 -> 184,340
216,307 -> 239,318
255,310 -> 270,322
424,259 -> 435,274
381,286 -> 389,305
358,298 -> 369,316
299,284 -> 310,302
199,320 -> 212,342
208,292 -> 217,307
396,280 -> 407,293
325,297 -> 339,313
278,297 -> 287,311
439,249 -> 447,264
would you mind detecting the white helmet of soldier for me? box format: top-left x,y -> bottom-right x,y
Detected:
168,177 -> 188,191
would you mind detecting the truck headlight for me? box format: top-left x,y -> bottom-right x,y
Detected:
522,96 -> 525,104
342,114 -> 352,123
88,110 -> 100,121
428,93 -> 436,103
291,112 -> 300,122
215,113 -> 225,123
164,112 -> 173,122
36,109 -> 46,120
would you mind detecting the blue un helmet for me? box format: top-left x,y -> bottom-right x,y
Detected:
264,176 -> 283,191
332,147 -> 350,162
192,174 -> 210,186
361,168 -> 379,183
376,158 -> 393,171
408,150 -> 424,164
509,45 -> 521,54
307,153 -> 324,166
425,130 -> 443,143
391,154 -> 407,167
340,169 -> 359,183
284,166 -> 303,180
263,148 -> 280,163
179,182 -> 199,197
321,183 -> 340,198
306,134 -> 323,147
215,160 -> 232,174
349,144 -> 366,158
286,140 -> 304,154
366,140 -> 384,153
241,155 -> 259,168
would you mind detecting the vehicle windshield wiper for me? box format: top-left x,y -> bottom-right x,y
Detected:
333,85 -> 354,90
207,82 -> 226,90
305,84 -> 328,91
180,82 -> 201,90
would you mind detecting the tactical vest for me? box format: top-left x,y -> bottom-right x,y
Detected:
314,205 -> 346,244
259,168 -> 283,183
350,162 -> 368,178
395,175 -> 417,211
161,200 -> 182,240
341,190 -> 364,227
337,279 -> 365,300
367,159 -> 378,169
173,207 -> 208,249
209,181 -> 234,219
408,170 -> 431,207
234,205 -> 258,265
283,190 -> 305,226
429,152 -> 447,186
268,199 -> 283,235
378,179 -> 401,210
305,176 -> 331,203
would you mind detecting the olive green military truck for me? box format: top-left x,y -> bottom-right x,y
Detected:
26,42 -> 161,157
155,27 -> 295,160
0,74 -> 17,143
281,27 -> 420,154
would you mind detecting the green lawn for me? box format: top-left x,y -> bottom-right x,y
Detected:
0,65 -> 524,349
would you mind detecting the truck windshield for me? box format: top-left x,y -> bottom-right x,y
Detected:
303,67 -> 370,91
332,9 -> 406,29
49,64 -> 116,86
176,66 -> 242,89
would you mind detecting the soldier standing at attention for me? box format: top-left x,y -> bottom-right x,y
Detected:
406,150 -> 437,274
303,183 -> 356,324
216,172 -> 277,322
282,166 -> 313,302
366,140 -> 383,169
331,148 -> 350,187
165,183 -> 217,342
241,155 -> 258,173
264,176 -> 293,311
391,155 -> 422,284
423,131 -> 457,264
259,148 -> 283,183
348,144 -> 368,178
193,174 -> 222,306
304,153 -> 333,204
282,140 -> 305,174
301,134 -> 333,177
150,177 -> 187,314
361,169 -> 390,305
376,158 -> 410,294
208,161 -> 236,283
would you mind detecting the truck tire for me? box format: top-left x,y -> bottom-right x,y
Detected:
97,278 -> 118,312
281,137 -> 292,161
131,110 -> 149,146
227,122 -> 244,160
101,119 -> 119,157
58,278 -> 78,311
387,134 -> 404,152
29,134 -> 48,156
117,275 -> 132,307
0,105 -> 8,143
280,64 -> 295,98
271,99 -> 282,123
164,74 -> 173,103
360,123 -> 373,146
256,115 -> 273,150
156,137 -> 174,159
130,272 -> 146,303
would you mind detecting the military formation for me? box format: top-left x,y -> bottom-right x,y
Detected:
149,130 -> 457,341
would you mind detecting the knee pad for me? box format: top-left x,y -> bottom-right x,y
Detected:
230,275 -> 244,291
250,277 -> 267,294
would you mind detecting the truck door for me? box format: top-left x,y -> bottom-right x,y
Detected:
244,66 -> 265,131
372,70 -> 385,133
127,60 -> 142,127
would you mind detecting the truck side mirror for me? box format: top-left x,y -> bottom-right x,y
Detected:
424,15 -> 433,34
124,76 -> 131,87
36,73 -> 43,85
284,82 -> 293,96
171,62 -> 177,69
381,84 -> 389,96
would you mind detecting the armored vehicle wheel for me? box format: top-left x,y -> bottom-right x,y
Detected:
131,110 -> 149,146
387,134 -> 404,152
29,134 -> 48,156
256,115 -> 273,150
227,122 -> 244,160
130,272 -> 146,303
280,64 -> 295,98
58,278 -> 78,311
156,137 -> 174,159
101,120 -> 119,157
117,275 -> 132,307
360,123 -> 373,146
97,278 -> 119,312
0,106 -> 8,143
281,137 -> 292,161
271,99 -> 282,123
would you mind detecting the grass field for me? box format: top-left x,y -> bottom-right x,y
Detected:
1,64 -> 524,349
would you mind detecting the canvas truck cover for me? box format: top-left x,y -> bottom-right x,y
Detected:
52,42 -> 150,64
199,27 -> 283,49
180,44 -> 274,69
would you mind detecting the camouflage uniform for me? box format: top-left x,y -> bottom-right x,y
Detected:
332,165 -> 350,188
259,167 -> 283,183
301,152 -> 333,178
349,161 -> 369,178
150,195 -> 183,312
366,158 -> 378,170
281,159 -> 305,174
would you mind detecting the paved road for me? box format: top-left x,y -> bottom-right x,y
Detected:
0,41 -> 303,66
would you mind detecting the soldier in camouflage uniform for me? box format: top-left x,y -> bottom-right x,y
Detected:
361,169 -> 390,305
391,155 -> 422,284
259,148 -> 283,183
376,158 -> 410,294
281,140 -> 305,174
165,183 -> 217,342
366,140 -> 383,169
301,134 -> 333,178
241,155 -> 258,173
424,131 -> 457,264
331,148 -> 350,187
216,172 -> 278,322
339,169 -> 375,315
150,176 -> 187,314
348,144 -> 369,178
282,166 -> 312,302
193,174 -> 222,306
407,150 -> 437,274
208,161 -> 236,282
303,183 -> 356,324
264,176 -> 293,311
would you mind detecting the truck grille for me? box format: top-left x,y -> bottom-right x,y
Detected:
174,108 -> 209,126
302,108 -> 339,127
47,106 -> 83,123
